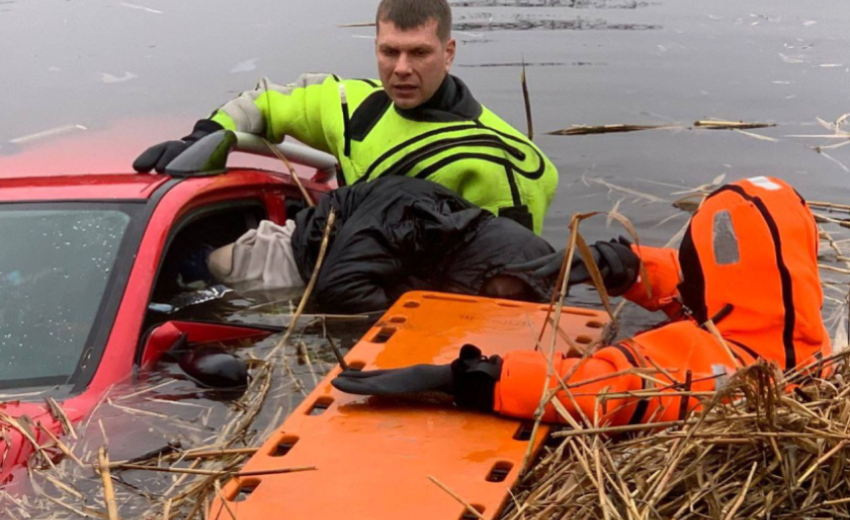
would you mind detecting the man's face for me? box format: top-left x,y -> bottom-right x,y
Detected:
376,18 -> 456,109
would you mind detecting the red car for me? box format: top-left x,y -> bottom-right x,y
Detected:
0,131 -> 334,485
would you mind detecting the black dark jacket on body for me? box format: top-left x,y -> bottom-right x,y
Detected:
291,177 -> 555,313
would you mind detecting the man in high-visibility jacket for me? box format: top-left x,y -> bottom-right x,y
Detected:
332,176 -> 832,427
133,0 -> 558,234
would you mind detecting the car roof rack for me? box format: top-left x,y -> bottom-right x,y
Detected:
165,131 -> 339,179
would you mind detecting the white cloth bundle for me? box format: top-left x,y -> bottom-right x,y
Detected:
209,220 -> 304,291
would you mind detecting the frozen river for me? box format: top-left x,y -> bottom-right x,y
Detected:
1,0 -> 849,515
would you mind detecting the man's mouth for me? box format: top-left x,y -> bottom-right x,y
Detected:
394,84 -> 418,94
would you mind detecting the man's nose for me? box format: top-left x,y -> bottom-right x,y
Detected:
394,53 -> 412,76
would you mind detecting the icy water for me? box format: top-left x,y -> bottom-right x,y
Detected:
1,0 -> 850,516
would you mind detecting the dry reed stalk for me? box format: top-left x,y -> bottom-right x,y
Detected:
296,341 -> 320,387
810,200 -> 850,213
325,333 -> 349,370
562,367 -> 669,391
520,207 -> 648,473
520,212 -> 582,473
704,319 -> 743,369
819,264 -> 850,275
521,58 -> 533,141
97,447 -> 120,520
45,397 -> 77,439
37,421 -> 85,468
575,231 -> 617,324
182,447 -> 260,460
263,140 -> 315,207
545,316 -> 584,356
163,458 -> 203,497
107,400 -> 169,419
39,492 -> 108,519
184,487 -> 209,520
52,343 -> 287,519
269,209 -> 337,359
548,124 -> 673,136
0,411 -> 40,454
114,462 -> 316,478
213,480 -> 239,520
499,359 -> 850,520
427,475 -> 486,520
33,469 -> 85,500
114,380 -> 176,402
162,498 -> 172,520
693,120 -> 775,130
1,412 -> 56,471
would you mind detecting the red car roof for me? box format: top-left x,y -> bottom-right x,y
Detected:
0,173 -> 173,202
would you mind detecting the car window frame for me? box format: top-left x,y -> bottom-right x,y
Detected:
134,197 -> 269,367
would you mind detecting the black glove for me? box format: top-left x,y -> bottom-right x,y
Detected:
331,345 -> 502,412
133,119 -> 223,173
506,236 -> 640,296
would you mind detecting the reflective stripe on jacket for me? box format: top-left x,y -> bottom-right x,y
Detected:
210,74 -> 558,234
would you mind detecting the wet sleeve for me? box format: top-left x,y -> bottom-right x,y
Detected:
210,73 -> 337,154
308,218 -> 403,314
621,245 -> 683,319
492,346 -> 643,426
312,263 -> 393,313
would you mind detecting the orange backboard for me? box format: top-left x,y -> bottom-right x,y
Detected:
211,291 -> 609,520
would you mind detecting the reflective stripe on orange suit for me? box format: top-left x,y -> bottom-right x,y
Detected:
493,321 -> 758,425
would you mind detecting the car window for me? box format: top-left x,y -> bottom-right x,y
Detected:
140,201 -> 267,349
0,205 -> 133,388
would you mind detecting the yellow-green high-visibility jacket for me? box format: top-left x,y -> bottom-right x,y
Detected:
211,73 -> 558,234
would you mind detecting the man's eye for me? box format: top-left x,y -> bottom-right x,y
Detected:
413,49 -> 430,57
382,49 -> 399,57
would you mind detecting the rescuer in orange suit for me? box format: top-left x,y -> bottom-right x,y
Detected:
332,176 -> 832,427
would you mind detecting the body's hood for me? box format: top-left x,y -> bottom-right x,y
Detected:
678,176 -> 828,369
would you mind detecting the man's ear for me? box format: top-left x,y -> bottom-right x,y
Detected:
444,38 -> 457,71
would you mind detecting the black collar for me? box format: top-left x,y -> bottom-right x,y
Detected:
395,75 -> 483,123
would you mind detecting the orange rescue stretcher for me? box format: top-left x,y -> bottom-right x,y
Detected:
210,291 -> 609,520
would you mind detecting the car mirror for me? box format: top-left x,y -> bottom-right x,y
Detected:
177,344 -> 248,389
146,331 -> 247,389
164,130 -> 237,177
139,320 -> 278,368
162,130 -> 339,181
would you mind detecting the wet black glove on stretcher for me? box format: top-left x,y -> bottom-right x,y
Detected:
506,236 -> 640,296
332,345 -> 503,411
133,119 -> 224,173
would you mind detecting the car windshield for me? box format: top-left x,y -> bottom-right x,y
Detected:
0,204 -> 136,389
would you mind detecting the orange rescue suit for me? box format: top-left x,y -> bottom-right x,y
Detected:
493,176 -> 831,426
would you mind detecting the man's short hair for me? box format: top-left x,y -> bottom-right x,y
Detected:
376,0 -> 452,42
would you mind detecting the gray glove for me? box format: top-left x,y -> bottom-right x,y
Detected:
332,345 -> 502,412
507,237 -> 639,296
